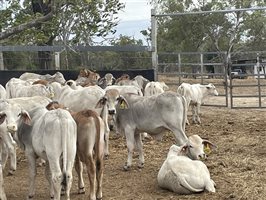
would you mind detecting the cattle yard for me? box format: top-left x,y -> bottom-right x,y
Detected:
1,75 -> 265,200
3,106 -> 265,200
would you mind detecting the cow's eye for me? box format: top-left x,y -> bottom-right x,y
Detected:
189,145 -> 193,148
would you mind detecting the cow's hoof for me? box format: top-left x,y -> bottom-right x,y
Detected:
104,154 -> 109,160
123,165 -> 131,171
138,163 -> 144,169
78,187 -> 85,194
8,169 -> 15,176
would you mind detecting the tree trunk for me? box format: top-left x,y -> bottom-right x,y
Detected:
0,52 -> 4,70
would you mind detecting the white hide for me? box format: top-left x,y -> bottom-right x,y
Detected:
177,83 -> 219,124
157,144 -> 216,194
144,81 -> 169,96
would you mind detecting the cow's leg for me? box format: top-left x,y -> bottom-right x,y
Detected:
3,133 -> 17,175
85,154 -> 96,200
7,143 -> 16,175
124,128 -> 135,171
134,133 -> 144,168
0,164 -> 7,200
25,151 -> 37,199
49,162 -> 62,200
186,102 -> 190,125
191,104 -> 197,124
64,169 -> 73,200
0,140 -> 8,170
44,162 -> 54,199
74,155 -> 85,194
104,128 -> 110,159
196,104 -> 201,124
50,166 -> 63,200
96,156 -> 103,200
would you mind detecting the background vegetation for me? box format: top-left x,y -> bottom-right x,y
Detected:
0,0 -> 265,70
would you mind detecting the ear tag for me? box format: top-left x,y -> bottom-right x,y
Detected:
120,101 -> 126,109
204,143 -> 212,155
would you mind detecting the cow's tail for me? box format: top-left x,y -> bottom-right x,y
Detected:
93,115 -> 104,171
60,114 -> 68,189
181,95 -> 187,131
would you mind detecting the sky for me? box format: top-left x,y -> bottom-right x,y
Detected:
105,0 -> 152,44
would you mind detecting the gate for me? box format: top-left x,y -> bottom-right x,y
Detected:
229,52 -> 266,109
150,7 -> 266,109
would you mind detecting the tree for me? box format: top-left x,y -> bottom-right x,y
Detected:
0,0 -> 124,69
150,0 -> 266,74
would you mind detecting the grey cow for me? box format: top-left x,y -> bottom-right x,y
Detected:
96,90 -> 188,170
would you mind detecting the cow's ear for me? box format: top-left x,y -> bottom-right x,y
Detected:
206,83 -> 214,89
95,97 -> 107,109
19,111 -> 31,126
202,140 -> 217,155
0,112 -> 7,125
117,96 -> 129,109
112,77 -> 116,84
180,145 -> 188,154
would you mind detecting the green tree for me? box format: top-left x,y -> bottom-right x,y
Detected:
0,0 -> 124,69
150,0 -> 266,73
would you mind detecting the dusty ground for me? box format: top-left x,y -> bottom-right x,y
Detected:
3,77 -> 266,200
3,106 -> 266,200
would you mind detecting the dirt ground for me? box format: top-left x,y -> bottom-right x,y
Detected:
3,106 -> 266,200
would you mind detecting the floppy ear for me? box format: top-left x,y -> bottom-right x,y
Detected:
112,77 -> 116,84
19,111 -> 31,126
180,144 -> 189,154
206,83 -> 214,89
95,97 -> 107,109
0,112 -> 7,125
117,96 -> 129,109
202,140 -> 217,155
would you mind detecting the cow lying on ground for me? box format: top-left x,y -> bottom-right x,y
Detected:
177,83 -> 219,124
47,102 -> 105,200
157,140 -> 216,194
11,106 -> 77,200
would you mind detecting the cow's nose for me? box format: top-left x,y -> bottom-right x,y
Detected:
108,110 -> 115,115
7,124 -> 17,133
198,154 -> 206,160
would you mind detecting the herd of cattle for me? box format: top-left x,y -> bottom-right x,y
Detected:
0,69 -> 219,200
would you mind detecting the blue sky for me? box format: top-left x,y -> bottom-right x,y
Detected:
96,0 -> 152,45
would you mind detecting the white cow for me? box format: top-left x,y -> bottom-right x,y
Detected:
0,163 -> 6,200
6,78 -> 31,98
0,85 -> 6,99
19,71 -> 66,85
177,83 -> 219,124
6,78 -> 54,99
50,83 -> 111,158
144,81 -> 169,96
12,107 -> 77,200
157,141 -> 216,194
105,85 -> 143,96
0,96 -> 51,174
65,80 -> 83,90
96,91 -> 189,170
117,75 -> 149,93
98,73 -> 116,89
